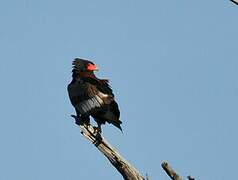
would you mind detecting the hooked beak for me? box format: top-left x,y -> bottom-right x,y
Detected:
87,63 -> 99,71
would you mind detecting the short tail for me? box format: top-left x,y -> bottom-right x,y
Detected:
111,120 -> 123,132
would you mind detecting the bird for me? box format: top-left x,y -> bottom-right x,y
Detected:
67,58 -> 122,133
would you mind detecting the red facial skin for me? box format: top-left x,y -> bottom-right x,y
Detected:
87,63 -> 98,71
86,63 -> 109,83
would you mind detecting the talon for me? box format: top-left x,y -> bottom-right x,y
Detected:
93,126 -> 101,134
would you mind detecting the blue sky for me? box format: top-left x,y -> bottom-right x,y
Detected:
0,1 -> 237,180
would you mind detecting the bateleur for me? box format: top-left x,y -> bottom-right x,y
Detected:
67,58 -> 122,132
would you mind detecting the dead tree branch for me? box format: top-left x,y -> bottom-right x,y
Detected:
71,115 -> 145,180
162,162 -> 183,180
71,115 -> 194,180
162,161 -> 195,180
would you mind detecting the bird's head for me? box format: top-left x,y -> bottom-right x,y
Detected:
72,58 -> 98,79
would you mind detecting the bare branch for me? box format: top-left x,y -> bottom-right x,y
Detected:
162,162 -> 195,180
72,115 -> 145,180
72,115 -> 195,180
162,161 -> 183,180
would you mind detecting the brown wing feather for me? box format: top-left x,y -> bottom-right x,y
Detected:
68,80 -> 113,115
68,77 -> 121,130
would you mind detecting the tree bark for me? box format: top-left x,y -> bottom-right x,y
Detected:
162,162 -> 182,180
71,115 -> 194,180
161,161 -> 195,180
72,115 -> 145,180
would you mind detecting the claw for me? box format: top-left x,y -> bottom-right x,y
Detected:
93,126 -> 102,134
93,127 -> 102,146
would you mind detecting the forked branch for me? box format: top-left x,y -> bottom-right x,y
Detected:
71,115 -> 194,180
71,115 -> 145,180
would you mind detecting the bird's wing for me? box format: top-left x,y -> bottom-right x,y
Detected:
107,100 -> 122,129
110,100 -> 120,119
68,80 -> 114,115
82,77 -> 114,96
84,78 -> 122,129
83,77 -> 120,119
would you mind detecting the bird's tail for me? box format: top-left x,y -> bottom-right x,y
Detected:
103,111 -> 122,132
111,120 -> 123,132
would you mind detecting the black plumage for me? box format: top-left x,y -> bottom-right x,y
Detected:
67,58 -> 122,132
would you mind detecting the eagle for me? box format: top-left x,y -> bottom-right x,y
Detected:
67,58 -> 122,132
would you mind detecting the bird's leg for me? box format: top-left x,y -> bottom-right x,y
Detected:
97,123 -> 102,134
93,123 -> 102,145
93,126 -> 101,135
93,122 -> 102,135
82,115 -> 90,126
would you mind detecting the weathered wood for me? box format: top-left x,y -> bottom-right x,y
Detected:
162,162 -> 195,180
72,115 -> 145,180
162,161 -> 183,180
72,115 -> 195,180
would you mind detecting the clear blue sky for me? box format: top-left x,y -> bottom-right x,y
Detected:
0,1 -> 237,180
